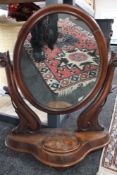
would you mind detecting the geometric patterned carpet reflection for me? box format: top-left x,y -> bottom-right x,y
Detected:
97,96 -> 117,175
25,18 -> 100,96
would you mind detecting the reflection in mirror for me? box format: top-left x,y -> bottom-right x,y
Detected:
20,13 -> 100,110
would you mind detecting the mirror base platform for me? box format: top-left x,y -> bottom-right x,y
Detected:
5,129 -> 109,168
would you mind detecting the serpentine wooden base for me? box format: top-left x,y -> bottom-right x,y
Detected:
5,129 -> 109,168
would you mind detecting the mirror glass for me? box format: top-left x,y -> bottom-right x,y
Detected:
20,13 -> 100,110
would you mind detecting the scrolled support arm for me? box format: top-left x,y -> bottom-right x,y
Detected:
77,51 -> 117,131
0,52 -> 41,134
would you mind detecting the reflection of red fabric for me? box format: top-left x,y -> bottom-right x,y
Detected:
8,3 -> 40,21
24,18 -> 99,94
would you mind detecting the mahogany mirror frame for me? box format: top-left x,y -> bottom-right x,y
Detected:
13,4 -> 108,114
0,4 -> 117,169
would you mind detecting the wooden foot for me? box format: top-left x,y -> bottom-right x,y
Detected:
5,129 -> 109,168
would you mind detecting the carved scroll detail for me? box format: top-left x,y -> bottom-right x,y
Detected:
0,52 -> 41,134
77,52 -> 117,131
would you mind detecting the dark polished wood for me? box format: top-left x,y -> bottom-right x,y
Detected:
0,52 -> 41,134
6,129 -> 109,168
13,4 -> 108,114
78,51 -> 117,131
0,4 -> 117,169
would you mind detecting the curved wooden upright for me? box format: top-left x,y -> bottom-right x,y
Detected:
0,4 -> 117,168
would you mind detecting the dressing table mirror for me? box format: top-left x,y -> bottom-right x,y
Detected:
0,4 -> 117,168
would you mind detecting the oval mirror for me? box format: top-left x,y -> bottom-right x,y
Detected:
13,5 -> 108,113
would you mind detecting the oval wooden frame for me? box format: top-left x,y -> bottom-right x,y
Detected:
13,4 -> 108,114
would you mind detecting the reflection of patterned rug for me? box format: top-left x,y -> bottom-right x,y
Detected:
97,96 -> 117,175
25,18 -> 100,95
